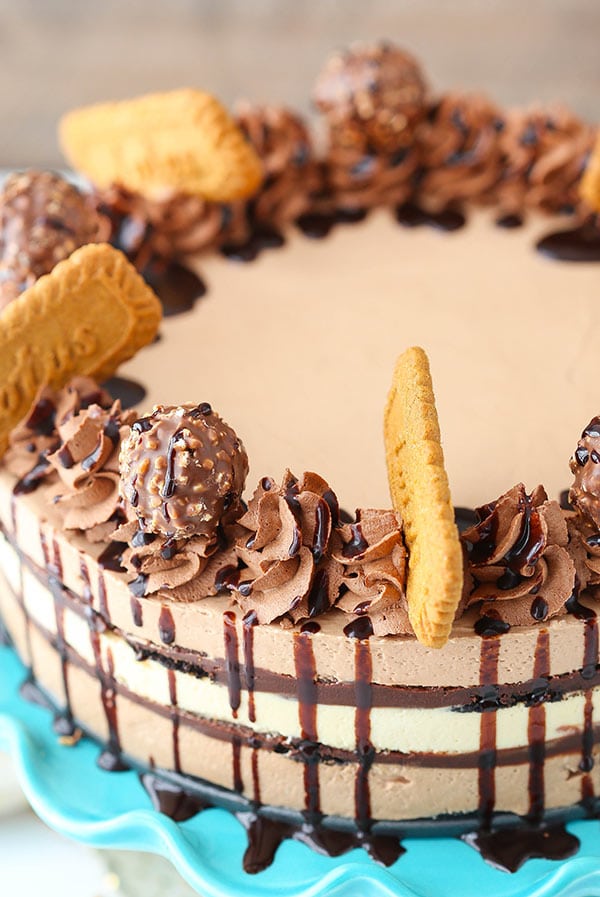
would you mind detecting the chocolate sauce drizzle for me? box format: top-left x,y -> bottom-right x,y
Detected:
138,255 -> 207,317
167,669 -> 181,772
102,376 -> 147,409
462,626 -> 581,870
242,610 -> 257,723
223,610 -> 242,718
536,216 -> 600,263
495,213 -> 524,229
395,202 -> 466,232
478,636 -> 500,827
294,630 -> 321,821
221,227 -> 285,262
354,638 -> 374,831
295,207 -> 368,239
527,629 -> 550,823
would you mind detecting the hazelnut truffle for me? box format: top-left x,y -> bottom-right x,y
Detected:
313,41 -> 428,152
569,416 -> 600,529
0,170 -> 110,308
119,403 -> 249,540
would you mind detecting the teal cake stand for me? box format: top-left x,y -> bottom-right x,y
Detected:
2,643 -> 600,897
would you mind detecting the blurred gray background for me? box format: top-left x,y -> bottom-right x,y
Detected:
0,0 -> 598,167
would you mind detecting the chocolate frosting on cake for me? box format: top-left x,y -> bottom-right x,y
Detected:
99,186 -> 231,258
417,93 -> 504,207
0,170 -> 110,308
232,471 -> 344,624
496,106 -> 595,214
461,484 -> 575,627
332,508 -> 411,637
48,400 -> 137,541
5,378 -> 112,493
234,102 -> 322,230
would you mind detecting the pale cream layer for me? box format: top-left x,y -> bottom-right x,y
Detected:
1,472 -> 597,690
1,533 -> 597,757
118,210 -> 600,510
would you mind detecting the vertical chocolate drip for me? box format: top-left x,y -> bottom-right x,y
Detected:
232,735 -> 244,793
96,646 -> 127,771
130,596 -> 143,628
251,745 -> 261,805
167,669 -> 181,773
158,606 -> 176,645
527,629 -> 549,822
478,637 -> 500,827
242,610 -> 258,724
49,554 -> 73,733
293,631 -> 320,820
84,558 -> 121,770
581,612 -> 598,803
79,558 -> 92,604
582,613 -> 599,679
354,638 -> 374,832
97,540 -> 126,574
223,610 -> 242,718
12,498 -> 33,671
97,570 -> 110,622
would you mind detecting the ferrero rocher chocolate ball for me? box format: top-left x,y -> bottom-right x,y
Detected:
0,170 -> 110,308
119,403 -> 249,540
569,416 -> 600,529
313,41 -> 428,152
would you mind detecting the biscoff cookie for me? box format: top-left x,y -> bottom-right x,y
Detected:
59,89 -> 264,203
384,346 -> 463,648
0,243 -> 161,456
580,133 -> 600,211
